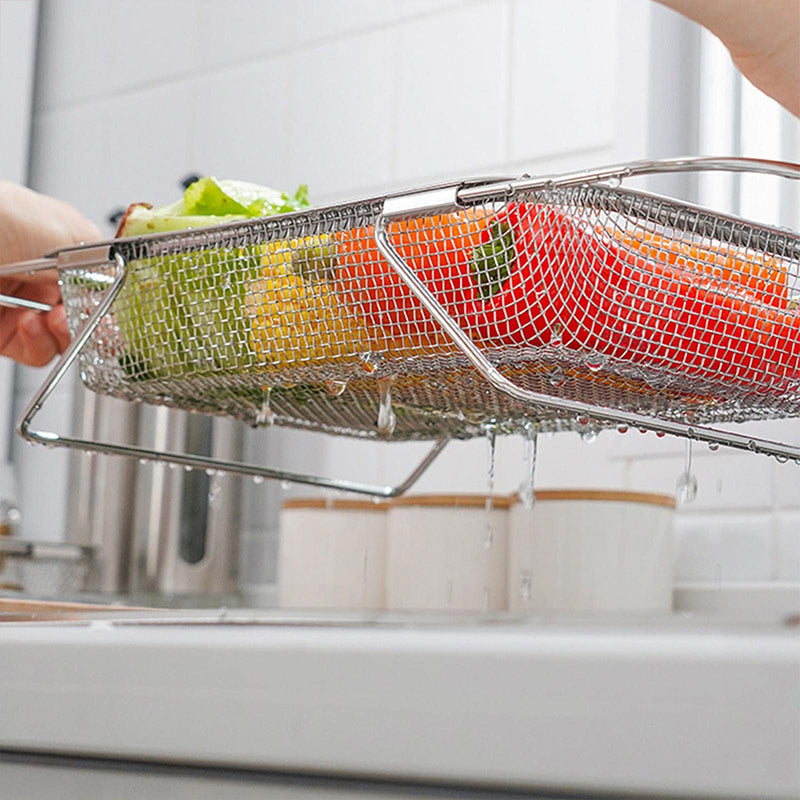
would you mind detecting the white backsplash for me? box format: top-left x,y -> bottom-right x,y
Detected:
6,0 -> 799,590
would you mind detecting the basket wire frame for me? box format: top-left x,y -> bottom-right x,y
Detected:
5,156 -> 800,493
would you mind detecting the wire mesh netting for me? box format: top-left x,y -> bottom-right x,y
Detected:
59,182 -> 800,442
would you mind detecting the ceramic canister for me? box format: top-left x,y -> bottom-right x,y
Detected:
386,494 -> 512,612
508,489 -> 675,613
278,498 -> 388,610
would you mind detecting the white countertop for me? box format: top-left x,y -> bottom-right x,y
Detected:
0,612 -> 798,799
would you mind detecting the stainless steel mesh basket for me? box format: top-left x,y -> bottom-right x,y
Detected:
3,157 -> 800,495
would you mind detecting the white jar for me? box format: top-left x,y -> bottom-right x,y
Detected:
278,498 -> 388,610
508,490 -> 674,613
386,495 -> 511,612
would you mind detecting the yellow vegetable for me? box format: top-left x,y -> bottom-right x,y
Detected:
246,238 -> 375,366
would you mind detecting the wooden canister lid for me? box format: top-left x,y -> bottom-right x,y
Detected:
511,489 -> 675,509
390,494 -> 514,509
281,497 -> 389,512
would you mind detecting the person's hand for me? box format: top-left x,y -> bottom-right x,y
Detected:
656,0 -> 800,117
0,181 -> 101,367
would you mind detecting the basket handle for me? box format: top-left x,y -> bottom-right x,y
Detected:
457,156 -> 800,203
16,251 -> 446,498
373,186 -> 800,462
0,257 -> 59,313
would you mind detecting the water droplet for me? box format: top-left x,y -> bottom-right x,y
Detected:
580,429 -> 598,443
616,424 -> 629,434
586,355 -> 605,372
324,379 -> 347,397
519,570 -> 533,603
707,442 -> 720,452
138,458 -> 148,466
377,375 -> 397,436
183,465 -> 193,473
256,387 -> 275,426
607,175 -> 622,189
747,440 -> 758,452
548,366 -> 565,387
205,468 -> 217,477
168,462 -> 178,471
549,323 -> 563,346
253,475 -> 265,485
280,480 -> 291,491
359,352 -> 382,374
576,415 -> 590,428
656,431 -> 666,438
775,454 -> 789,464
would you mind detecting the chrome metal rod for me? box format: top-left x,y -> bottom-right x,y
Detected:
0,295 -> 53,313
374,214 -> 800,462
0,256 -> 58,277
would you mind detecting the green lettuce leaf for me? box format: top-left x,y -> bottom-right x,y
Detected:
115,178 -> 310,381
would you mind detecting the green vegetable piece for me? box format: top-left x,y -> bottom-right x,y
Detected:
470,221 -> 516,300
115,177 -> 312,381
183,178 -> 310,218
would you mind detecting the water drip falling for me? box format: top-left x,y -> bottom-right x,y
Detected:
255,387 -> 275,426
208,473 -> 223,507
483,420 -> 498,549
676,439 -> 698,505
518,422 -> 538,509
377,375 -> 397,436
484,420 -> 498,492
520,570 -> 533,603
484,496 -> 495,550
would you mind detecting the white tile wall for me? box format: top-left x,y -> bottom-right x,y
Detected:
35,0 -> 201,112
393,2 -> 509,182
14,0 -> 799,591
508,0 -> 617,162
